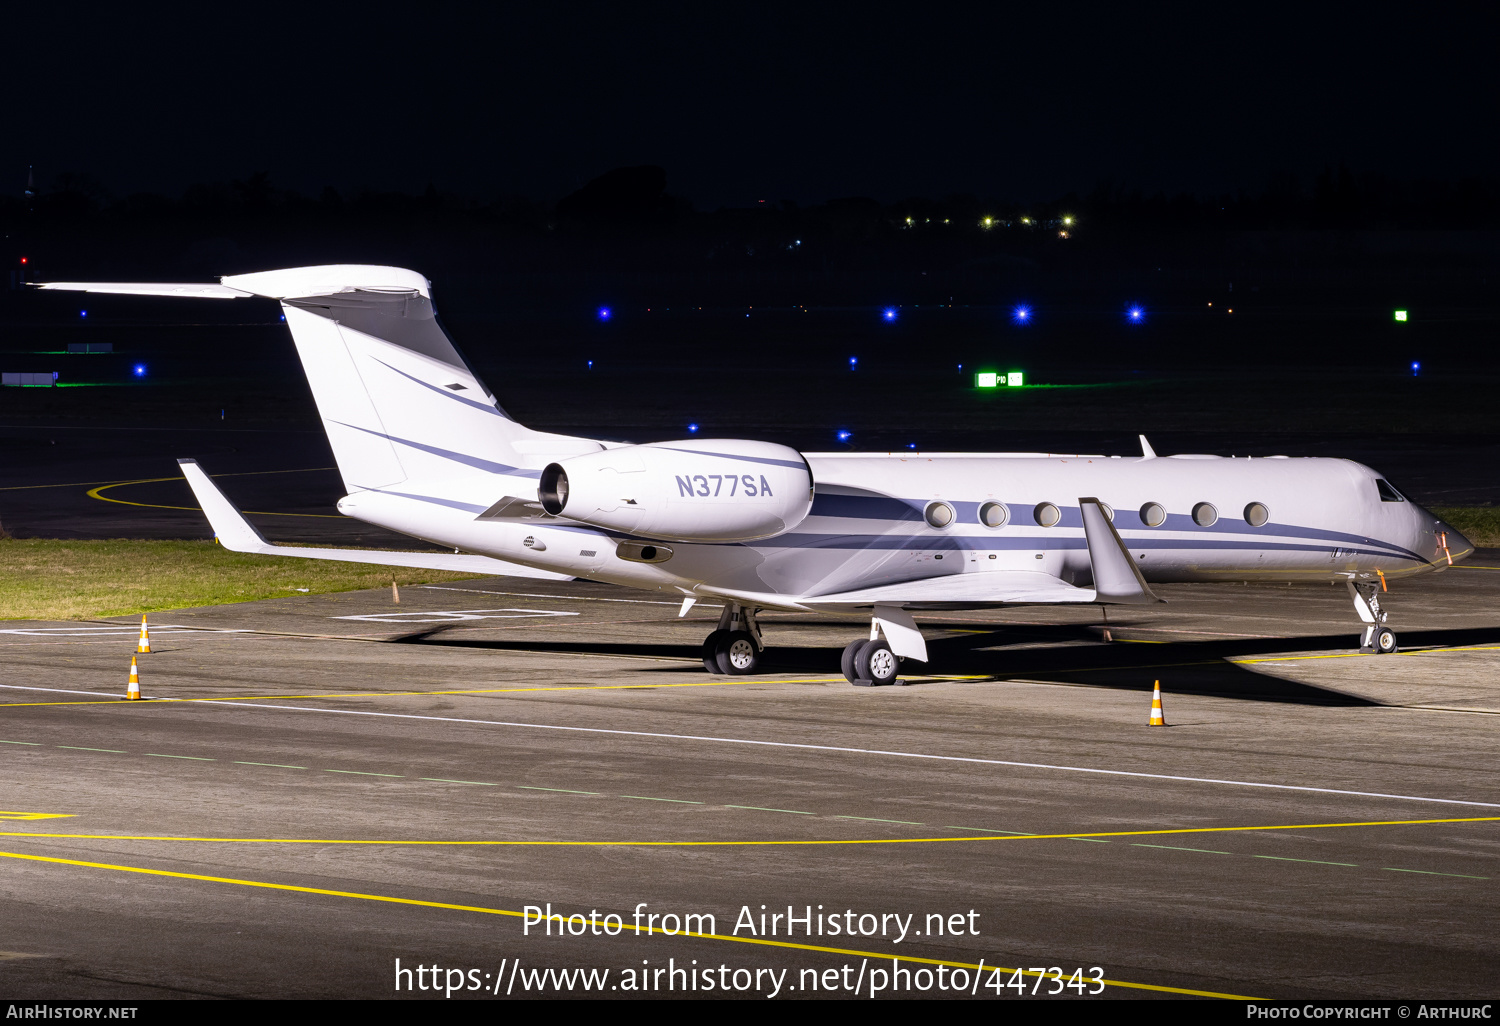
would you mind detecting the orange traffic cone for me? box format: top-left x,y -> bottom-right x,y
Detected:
1147,680 -> 1166,726
137,614 -> 151,654
126,656 -> 141,701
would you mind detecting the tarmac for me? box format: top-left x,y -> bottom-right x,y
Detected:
1,564 -> 1499,1000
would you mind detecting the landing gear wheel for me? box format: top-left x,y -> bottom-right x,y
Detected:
702,630 -> 729,673
841,639 -> 867,683
715,631 -> 761,675
1374,627 -> 1398,654
854,639 -> 900,686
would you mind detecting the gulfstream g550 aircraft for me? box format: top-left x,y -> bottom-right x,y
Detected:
39,265 -> 1473,685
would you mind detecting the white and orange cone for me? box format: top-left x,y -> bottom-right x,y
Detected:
136,614 -> 151,654
1147,680 -> 1166,726
126,656 -> 141,701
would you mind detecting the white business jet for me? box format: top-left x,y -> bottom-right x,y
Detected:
38,266 -> 1473,685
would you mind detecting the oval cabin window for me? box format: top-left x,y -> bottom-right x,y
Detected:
1244,502 -> 1269,527
1139,502 -> 1166,527
978,501 -> 1008,528
1034,502 -> 1061,528
1192,502 -> 1218,527
924,501 -> 955,528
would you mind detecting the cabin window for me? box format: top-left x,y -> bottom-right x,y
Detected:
1192,502 -> 1218,527
1376,480 -> 1406,503
1139,502 -> 1166,527
1244,502 -> 1269,527
978,501 -> 1008,528
1034,502 -> 1061,527
924,501 -> 955,528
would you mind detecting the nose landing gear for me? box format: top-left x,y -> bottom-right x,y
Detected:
1349,580 -> 1398,654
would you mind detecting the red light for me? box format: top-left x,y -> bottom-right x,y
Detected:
19,257 -> 27,264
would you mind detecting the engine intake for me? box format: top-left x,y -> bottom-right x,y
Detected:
537,439 -> 813,543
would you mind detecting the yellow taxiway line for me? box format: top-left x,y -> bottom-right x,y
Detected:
5,814 -> 1494,847
86,473 -> 343,518
0,846 -> 1259,999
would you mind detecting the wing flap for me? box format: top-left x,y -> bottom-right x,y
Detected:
799,571 -> 1097,609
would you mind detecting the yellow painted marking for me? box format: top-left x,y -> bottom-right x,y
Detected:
0,467 -> 336,493
0,847 -> 1258,999
1235,645 -> 1500,665
0,812 -> 74,821
87,476 -> 343,518
3,815 -> 1494,847
0,677 -> 861,709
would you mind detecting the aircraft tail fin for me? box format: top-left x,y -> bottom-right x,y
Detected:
40,266 -> 603,494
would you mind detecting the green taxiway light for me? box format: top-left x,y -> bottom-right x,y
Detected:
1394,309 -> 1409,322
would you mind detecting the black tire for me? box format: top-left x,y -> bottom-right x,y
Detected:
841,639 -> 867,683
702,630 -> 729,673
715,631 -> 761,675
1375,627 -> 1398,654
855,639 -> 900,685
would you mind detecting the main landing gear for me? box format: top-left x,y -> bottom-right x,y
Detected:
840,605 -> 927,686
700,602 -> 926,685
702,603 -> 764,675
840,636 -> 901,686
1348,579 -> 1398,654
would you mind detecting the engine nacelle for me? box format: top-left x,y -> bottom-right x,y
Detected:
537,439 -> 813,543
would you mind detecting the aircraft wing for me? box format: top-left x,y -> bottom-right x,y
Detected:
178,459 -> 571,580
795,571 -> 1098,609
34,282 -> 251,299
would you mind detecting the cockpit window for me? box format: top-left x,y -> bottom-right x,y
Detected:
1376,479 -> 1406,503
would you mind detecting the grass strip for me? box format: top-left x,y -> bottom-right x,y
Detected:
0,538 -> 485,620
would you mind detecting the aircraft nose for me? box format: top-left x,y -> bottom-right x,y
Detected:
1432,518 -> 1475,565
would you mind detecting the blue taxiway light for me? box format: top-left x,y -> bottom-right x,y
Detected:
597,307 -> 611,320
687,423 -> 700,434
1013,305 -> 1031,324
837,430 -> 852,442
882,308 -> 897,322
132,364 -> 146,377
80,310 -> 87,318
587,360 -> 594,370
849,356 -> 858,369
1127,306 -> 1145,323
1411,361 -> 1421,376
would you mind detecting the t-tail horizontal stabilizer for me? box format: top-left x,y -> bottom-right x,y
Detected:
1079,496 -> 1163,604
176,459 -> 570,580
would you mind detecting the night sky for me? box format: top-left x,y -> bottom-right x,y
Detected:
7,3 -> 1496,205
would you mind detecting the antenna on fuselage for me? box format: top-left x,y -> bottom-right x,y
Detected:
1139,434 -> 1157,459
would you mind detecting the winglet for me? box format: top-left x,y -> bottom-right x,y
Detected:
178,459 -> 273,553
1079,497 -> 1163,605
1139,434 -> 1157,459
175,458 -> 571,579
